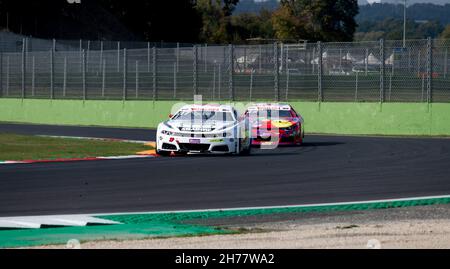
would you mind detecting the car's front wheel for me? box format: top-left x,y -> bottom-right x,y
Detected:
156,149 -> 172,156
238,138 -> 252,156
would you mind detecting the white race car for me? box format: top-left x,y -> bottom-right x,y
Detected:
156,104 -> 252,155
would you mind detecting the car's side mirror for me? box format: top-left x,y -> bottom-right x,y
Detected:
168,114 -> 173,118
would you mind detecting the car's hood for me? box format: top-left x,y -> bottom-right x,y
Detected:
165,120 -> 236,133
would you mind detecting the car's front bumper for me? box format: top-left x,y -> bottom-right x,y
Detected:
157,135 -> 238,154
251,129 -> 300,145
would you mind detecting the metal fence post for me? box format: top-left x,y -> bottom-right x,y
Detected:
228,44 -> 234,101
223,46 -> 226,67
102,59 -> 106,98
244,46 -> 247,70
22,38 -> 26,99
280,42 -> 284,74
153,46 -> 157,100
0,52 -> 3,97
426,37 -> 433,103
86,40 -> 90,73
135,60 -> 139,99
392,50 -> 395,76
317,41 -> 323,102
286,44 -> 289,73
82,49 -> 86,100
274,42 -> 280,101
365,48 -> 368,76
379,38 -> 385,103
52,38 -> 56,53
421,73 -> 425,102
193,45 -> 198,97
218,64 -> 221,100
31,56 -> 35,97
63,56 -> 67,97
312,47 -> 316,74
285,69 -> 289,101
99,41 -> 103,73
259,45 -> 262,73
250,69 -> 253,101
204,44 -> 207,73
173,62 -> 177,99
147,42 -> 151,73
6,56 -> 9,96
50,49 -> 54,99
389,67 -> 393,101
444,48 -> 448,79
417,50 -> 421,76
176,42 -> 180,73
355,71 -> 359,101
408,48 -> 412,72
25,37 -> 28,54
123,48 -> 127,101
304,48 -> 307,77
213,64 -> 216,100
79,39 -> 83,73
117,41 -> 121,73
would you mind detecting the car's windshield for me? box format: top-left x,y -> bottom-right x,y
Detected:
172,110 -> 235,122
248,109 -> 292,119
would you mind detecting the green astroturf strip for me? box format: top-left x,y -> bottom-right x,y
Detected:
0,197 -> 449,248
98,197 -> 450,224
0,222 -> 230,248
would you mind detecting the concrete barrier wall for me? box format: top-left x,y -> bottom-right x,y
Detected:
0,99 -> 179,128
1,98 -> 449,136
289,102 -> 450,136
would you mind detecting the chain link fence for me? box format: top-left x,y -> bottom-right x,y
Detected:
1,33 -> 449,102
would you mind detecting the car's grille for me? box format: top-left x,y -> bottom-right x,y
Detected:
255,136 -> 272,142
172,132 -> 229,138
178,143 -> 210,151
162,143 -> 177,150
280,136 -> 295,143
211,145 -> 229,152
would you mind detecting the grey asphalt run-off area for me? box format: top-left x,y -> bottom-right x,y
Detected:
0,123 -> 450,218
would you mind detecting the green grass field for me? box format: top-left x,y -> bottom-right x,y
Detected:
0,133 -> 151,161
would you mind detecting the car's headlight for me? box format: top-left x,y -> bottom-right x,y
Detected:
164,121 -> 174,129
216,124 -> 235,131
222,132 -> 233,137
161,130 -> 174,135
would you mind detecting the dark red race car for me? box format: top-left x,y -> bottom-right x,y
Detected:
244,103 -> 304,146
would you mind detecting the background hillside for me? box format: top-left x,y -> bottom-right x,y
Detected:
235,0 -> 450,25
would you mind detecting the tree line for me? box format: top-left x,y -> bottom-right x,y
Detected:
4,0 -> 447,44
0,0 -> 361,43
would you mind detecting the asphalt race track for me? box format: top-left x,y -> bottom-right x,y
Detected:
1,123 -> 450,217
